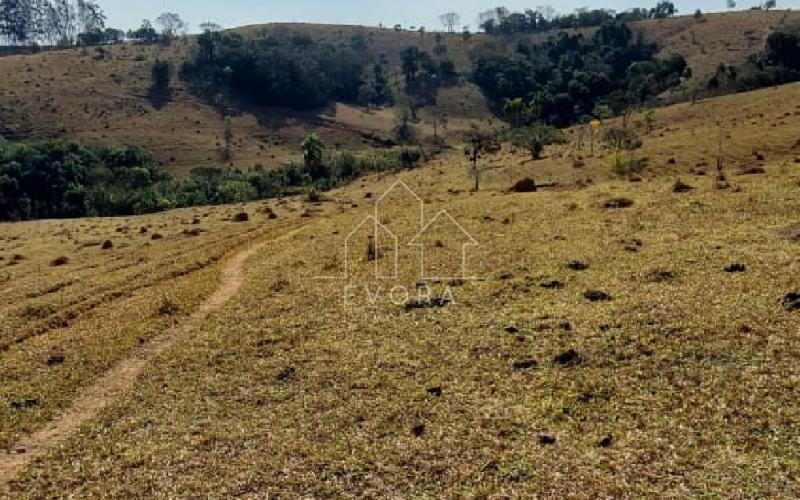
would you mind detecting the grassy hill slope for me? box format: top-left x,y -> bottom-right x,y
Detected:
2,79 -> 800,497
0,10 -> 798,176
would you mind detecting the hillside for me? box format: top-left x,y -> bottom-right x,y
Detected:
0,10 -> 798,176
2,81 -> 800,496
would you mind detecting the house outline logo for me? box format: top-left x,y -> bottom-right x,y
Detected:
316,178 -> 480,281
343,214 -> 398,279
408,209 -> 479,280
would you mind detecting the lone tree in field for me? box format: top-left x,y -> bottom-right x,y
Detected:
439,12 -> 460,33
302,134 -> 327,179
149,59 -> 171,109
222,116 -> 233,162
464,126 -> 496,191
726,0 -> 736,9
394,106 -> 417,144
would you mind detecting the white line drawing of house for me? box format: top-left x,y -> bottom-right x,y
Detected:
316,179 -> 480,281
375,179 -> 425,234
408,209 -> 479,280
343,214 -> 398,279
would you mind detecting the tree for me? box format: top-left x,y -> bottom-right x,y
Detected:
726,0 -> 736,9
764,0 -> 776,10
651,1 -> 676,18
301,134 -> 326,179
0,0 -> 38,45
401,47 -> 420,84
464,126 -> 496,191
439,12 -> 460,33
155,12 -> 187,39
149,59 -> 171,109
222,116 -> 233,161
503,97 -> 526,128
766,28 -> 800,70
643,108 -> 656,133
394,107 -> 417,144
76,0 -> 104,33
48,0 -> 78,45
198,21 -> 221,32
129,19 -> 157,43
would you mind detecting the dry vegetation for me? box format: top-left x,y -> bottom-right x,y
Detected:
1,11 -> 798,176
0,198 -> 328,451
2,79 -> 800,496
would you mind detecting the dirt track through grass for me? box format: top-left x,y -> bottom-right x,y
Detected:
0,227 -> 304,489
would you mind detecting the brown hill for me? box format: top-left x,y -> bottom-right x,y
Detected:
0,10 -> 797,176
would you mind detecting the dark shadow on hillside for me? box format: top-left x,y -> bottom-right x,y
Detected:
148,87 -> 172,111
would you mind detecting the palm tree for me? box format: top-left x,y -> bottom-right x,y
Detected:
301,134 -> 326,179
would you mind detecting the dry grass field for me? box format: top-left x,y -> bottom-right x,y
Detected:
0,198 -> 327,449
1,80 -> 799,496
1,11 -> 798,176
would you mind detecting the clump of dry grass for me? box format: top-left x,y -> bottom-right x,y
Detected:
777,224 -> 800,242
158,297 -> 179,316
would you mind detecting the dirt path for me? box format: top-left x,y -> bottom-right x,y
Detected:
0,227 -> 303,488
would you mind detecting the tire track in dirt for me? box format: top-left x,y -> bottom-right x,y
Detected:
0,227 -> 304,488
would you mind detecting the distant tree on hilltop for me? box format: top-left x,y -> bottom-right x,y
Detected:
155,12 -> 187,39
439,12 -> 460,33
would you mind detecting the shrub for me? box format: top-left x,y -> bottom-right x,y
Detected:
158,297 -> 179,316
216,180 -> 258,204
399,148 -> 422,168
603,127 -> 642,150
506,124 -> 566,149
307,189 -> 322,203
608,150 -> 632,177
529,138 -> 544,160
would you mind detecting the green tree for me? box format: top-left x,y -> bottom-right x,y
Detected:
401,47 -> 420,84
503,98 -> 526,128
301,134 -> 327,179
643,108 -> 656,133
149,59 -> 171,108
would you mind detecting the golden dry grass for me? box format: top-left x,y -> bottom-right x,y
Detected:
0,199 -> 331,450
2,81 -> 800,497
2,11 -> 797,176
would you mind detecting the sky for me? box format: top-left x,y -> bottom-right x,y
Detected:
102,0 -> 800,32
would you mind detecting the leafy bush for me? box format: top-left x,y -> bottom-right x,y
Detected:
505,124 -> 566,149
399,148 -> 422,168
529,138 -> 544,160
608,150 -> 632,177
603,127 -> 642,150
